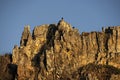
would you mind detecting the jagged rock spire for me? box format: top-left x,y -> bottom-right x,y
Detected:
11,20 -> 120,80
58,18 -> 72,32
20,25 -> 32,46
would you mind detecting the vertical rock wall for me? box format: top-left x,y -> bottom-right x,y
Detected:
12,19 -> 120,80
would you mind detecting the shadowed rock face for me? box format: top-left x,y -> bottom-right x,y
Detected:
1,19 -> 120,80
0,54 -> 17,80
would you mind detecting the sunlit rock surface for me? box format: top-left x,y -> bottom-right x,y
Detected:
1,19 -> 120,80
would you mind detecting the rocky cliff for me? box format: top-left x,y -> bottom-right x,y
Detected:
1,19 -> 120,80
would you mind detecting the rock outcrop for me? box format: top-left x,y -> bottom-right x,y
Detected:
1,19 -> 120,80
0,54 -> 17,80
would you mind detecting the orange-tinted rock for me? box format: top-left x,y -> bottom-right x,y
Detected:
11,19 -> 120,80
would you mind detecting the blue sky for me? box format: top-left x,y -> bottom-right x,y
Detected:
0,0 -> 120,54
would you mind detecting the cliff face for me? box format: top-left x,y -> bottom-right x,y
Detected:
10,19 -> 120,80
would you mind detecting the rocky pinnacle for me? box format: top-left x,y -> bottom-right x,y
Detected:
1,19 -> 120,80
